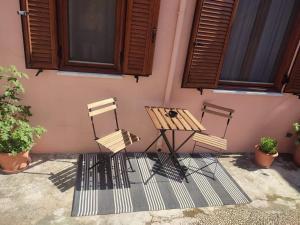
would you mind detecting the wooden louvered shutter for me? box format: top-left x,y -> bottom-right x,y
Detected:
182,0 -> 238,89
285,49 -> 300,94
280,7 -> 300,94
19,0 -> 58,69
123,0 -> 160,76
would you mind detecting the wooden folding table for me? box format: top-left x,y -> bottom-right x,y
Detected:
144,106 -> 206,182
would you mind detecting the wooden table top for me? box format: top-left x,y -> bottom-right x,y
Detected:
145,106 -> 206,131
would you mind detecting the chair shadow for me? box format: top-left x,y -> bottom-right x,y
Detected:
99,153 -> 132,189
79,152 -> 238,190
48,164 -> 77,192
80,153 -> 131,191
22,154 -> 78,176
0,158 -> 47,175
144,153 -> 220,183
0,154 -> 50,175
184,153 -> 218,180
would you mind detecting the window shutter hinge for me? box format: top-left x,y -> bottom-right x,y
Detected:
197,88 -> 203,95
35,69 -> 43,77
134,75 -> 139,83
152,28 -> 157,43
281,73 -> 290,85
17,10 -> 29,16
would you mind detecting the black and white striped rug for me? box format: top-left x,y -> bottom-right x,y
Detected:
72,153 -> 250,216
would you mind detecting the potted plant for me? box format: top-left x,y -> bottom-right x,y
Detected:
292,123 -> 300,166
0,66 -> 45,173
255,137 -> 278,168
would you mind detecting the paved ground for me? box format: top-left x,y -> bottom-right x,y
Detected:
0,153 -> 299,225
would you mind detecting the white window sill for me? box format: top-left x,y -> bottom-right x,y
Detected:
213,89 -> 283,96
57,71 -> 124,79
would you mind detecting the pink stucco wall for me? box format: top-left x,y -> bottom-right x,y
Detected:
1,0 -> 299,154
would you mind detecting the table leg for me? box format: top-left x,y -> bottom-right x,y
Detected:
161,130 -> 188,182
143,133 -> 163,154
172,130 -> 175,151
161,130 -> 177,159
142,132 -> 163,184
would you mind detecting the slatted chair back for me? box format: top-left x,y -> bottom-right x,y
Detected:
87,97 -> 119,140
200,102 -> 234,138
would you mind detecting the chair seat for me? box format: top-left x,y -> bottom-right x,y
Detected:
96,129 -> 140,153
193,133 -> 227,151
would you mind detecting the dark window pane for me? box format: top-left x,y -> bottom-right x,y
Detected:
221,0 -> 260,82
221,0 -> 296,84
68,0 -> 116,64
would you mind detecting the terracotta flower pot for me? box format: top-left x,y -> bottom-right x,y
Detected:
254,145 -> 278,168
0,151 -> 31,174
293,145 -> 300,167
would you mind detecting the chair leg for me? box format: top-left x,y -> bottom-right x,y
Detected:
187,143 -> 221,180
110,153 -> 121,180
88,151 -> 105,170
212,151 -> 220,180
188,141 -> 197,168
89,160 -> 101,170
124,148 -> 135,172
88,143 -> 104,170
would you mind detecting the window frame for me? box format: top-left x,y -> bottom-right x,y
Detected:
217,1 -> 299,92
218,80 -> 275,91
181,0 -> 300,93
57,0 -> 126,74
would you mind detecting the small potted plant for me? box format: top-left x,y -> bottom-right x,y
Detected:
255,137 -> 278,168
0,66 -> 45,173
292,123 -> 300,166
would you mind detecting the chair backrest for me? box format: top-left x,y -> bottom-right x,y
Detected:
201,102 -> 234,138
87,97 -> 119,139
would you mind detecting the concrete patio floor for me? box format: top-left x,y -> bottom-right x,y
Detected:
0,153 -> 299,225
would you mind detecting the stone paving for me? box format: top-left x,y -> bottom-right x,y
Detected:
0,153 -> 299,225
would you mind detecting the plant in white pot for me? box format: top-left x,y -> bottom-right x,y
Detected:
292,122 -> 300,166
255,137 -> 278,168
0,66 -> 45,173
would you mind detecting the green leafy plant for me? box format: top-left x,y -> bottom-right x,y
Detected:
259,137 -> 278,155
0,65 -> 45,155
293,122 -> 300,146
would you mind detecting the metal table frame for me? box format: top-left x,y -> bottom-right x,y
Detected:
143,129 -> 196,183
141,106 -> 206,184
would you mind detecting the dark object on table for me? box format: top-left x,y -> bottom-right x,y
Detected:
168,110 -> 178,118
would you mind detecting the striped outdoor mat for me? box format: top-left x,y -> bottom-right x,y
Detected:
72,153 -> 250,216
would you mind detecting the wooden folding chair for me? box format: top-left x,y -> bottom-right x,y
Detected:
87,97 -> 140,171
189,102 -> 234,179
